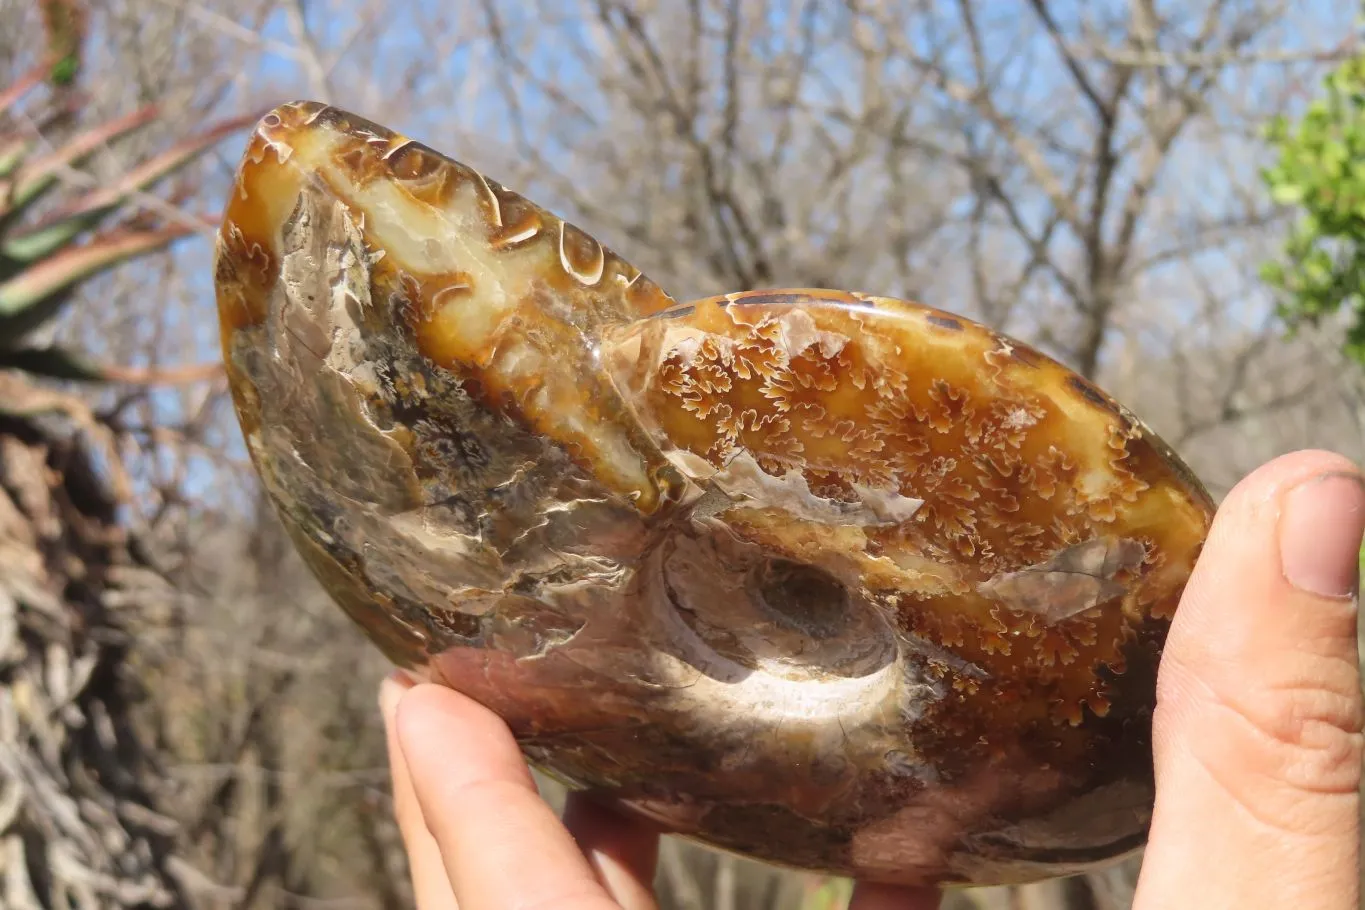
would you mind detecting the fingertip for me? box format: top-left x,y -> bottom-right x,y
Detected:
391,682 -> 460,747
1139,449 -> 1364,909
393,683 -> 536,788
392,684 -> 616,909
1161,447 -> 1364,677
1218,448 -> 1360,511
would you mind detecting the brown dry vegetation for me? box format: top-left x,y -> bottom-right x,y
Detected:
1,2 -> 1362,909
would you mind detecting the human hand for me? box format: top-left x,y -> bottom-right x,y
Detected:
379,449 -> 1364,910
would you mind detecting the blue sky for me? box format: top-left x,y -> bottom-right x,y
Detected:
52,0 -> 1360,510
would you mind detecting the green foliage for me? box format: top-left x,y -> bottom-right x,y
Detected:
1261,42 -> 1365,362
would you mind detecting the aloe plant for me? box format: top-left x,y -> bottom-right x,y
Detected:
0,67 -> 258,381
0,5 -> 258,908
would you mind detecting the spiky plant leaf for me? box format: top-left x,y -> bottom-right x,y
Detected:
0,225 -> 194,342
0,104 -> 160,226
0,343 -> 105,380
1,112 -> 255,269
0,136 -> 33,178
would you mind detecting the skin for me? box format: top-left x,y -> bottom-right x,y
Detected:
379,449 -> 1365,910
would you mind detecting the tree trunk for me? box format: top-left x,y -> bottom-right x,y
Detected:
0,391 -> 186,910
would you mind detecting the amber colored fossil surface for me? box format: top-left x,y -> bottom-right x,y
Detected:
213,101 -> 1215,887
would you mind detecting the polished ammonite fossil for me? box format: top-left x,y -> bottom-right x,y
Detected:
213,101 -> 1215,887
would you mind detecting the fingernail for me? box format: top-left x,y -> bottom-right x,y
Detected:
1279,471 -> 1365,597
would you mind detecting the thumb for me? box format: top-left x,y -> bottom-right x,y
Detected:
1135,450 -> 1364,909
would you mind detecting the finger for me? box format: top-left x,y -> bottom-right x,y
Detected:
380,673 -> 460,910
562,793 -> 660,909
394,683 -> 622,910
847,881 -> 942,909
1136,449 -> 1365,910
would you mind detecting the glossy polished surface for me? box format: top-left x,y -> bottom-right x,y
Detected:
213,101 -> 1216,886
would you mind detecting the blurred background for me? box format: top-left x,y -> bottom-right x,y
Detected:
1,1 -> 1363,908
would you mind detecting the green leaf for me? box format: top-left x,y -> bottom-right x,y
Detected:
1270,183 -> 1304,205
49,55 -> 78,88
